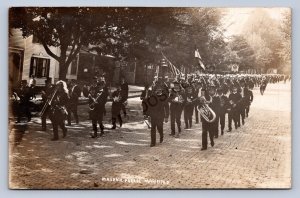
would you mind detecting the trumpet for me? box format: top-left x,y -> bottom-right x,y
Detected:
197,96 -> 216,123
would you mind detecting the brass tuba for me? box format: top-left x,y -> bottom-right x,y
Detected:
197,96 -> 216,123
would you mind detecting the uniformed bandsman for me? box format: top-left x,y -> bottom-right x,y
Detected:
168,81 -> 185,138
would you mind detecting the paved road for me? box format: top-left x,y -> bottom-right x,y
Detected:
9,82 -> 291,189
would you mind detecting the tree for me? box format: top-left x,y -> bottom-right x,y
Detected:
277,9 -> 291,74
9,7 -> 228,79
228,35 -> 256,71
9,7 -> 134,80
124,8 -> 226,73
241,9 -> 287,72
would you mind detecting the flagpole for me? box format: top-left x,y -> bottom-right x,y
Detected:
161,51 -> 183,77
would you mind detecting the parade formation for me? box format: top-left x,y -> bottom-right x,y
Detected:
8,7 -> 292,189
10,72 -> 289,151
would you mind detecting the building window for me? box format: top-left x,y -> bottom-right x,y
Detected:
30,57 -> 50,78
70,58 -> 78,75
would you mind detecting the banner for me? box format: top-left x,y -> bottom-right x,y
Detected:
195,49 -> 206,70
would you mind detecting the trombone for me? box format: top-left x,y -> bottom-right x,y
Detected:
39,86 -> 59,117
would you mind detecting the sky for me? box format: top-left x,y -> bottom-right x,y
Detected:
221,7 -> 289,37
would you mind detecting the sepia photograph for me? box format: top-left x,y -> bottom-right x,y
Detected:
8,7 -> 291,189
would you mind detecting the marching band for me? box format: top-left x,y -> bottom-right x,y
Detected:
11,72 -> 287,149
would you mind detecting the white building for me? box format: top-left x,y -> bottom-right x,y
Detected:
9,28 -> 78,87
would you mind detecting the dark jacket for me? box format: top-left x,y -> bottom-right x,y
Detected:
228,92 -> 242,110
218,95 -> 229,114
169,89 -> 186,108
89,87 -> 108,119
69,85 -> 81,104
146,94 -> 169,120
111,90 -> 123,117
121,82 -> 129,101
49,91 -> 69,121
243,88 -> 253,106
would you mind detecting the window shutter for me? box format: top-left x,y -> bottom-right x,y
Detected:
29,57 -> 34,77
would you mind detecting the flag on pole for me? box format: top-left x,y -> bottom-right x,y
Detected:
161,51 -> 184,77
195,49 -> 206,70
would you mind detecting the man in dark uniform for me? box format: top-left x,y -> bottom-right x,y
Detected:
140,84 -> 152,129
184,84 -> 196,129
244,85 -> 253,117
120,77 -> 129,117
216,88 -> 228,135
111,84 -> 123,129
146,83 -> 169,147
168,81 -> 185,138
41,78 -> 54,130
199,84 -> 217,150
15,80 -> 32,123
209,85 -> 221,139
227,86 -> 242,131
48,81 -> 69,141
88,80 -> 108,138
67,80 -> 81,125
193,81 -> 201,124
260,76 -> 268,95
238,81 -> 247,126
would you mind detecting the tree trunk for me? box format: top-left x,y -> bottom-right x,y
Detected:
59,62 -> 68,81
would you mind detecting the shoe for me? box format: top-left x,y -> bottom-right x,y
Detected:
242,120 -> 245,125
150,144 -> 155,147
111,126 -> 116,130
227,129 -> 232,132
63,130 -> 67,138
91,133 -> 98,138
99,132 -> 104,137
160,136 -> 163,143
169,133 -> 175,136
175,134 -> 179,138
215,136 -> 218,139
221,131 -> 224,135
51,137 -> 59,141
120,122 -> 122,128
201,147 -> 207,151
211,141 -> 215,147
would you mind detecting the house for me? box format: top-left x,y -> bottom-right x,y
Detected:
9,28 -> 159,87
9,28 -> 80,87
